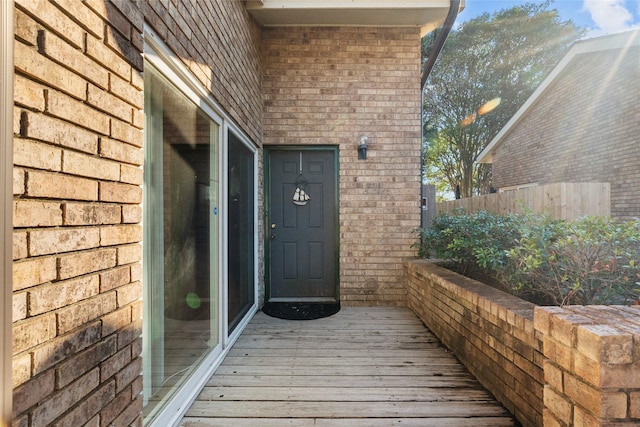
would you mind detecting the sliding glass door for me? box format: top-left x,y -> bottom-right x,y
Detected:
227,131 -> 255,333
143,29 -> 259,426
143,65 -> 221,422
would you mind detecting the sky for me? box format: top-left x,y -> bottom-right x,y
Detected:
458,0 -> 640,37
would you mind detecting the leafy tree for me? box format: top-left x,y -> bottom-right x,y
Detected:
422,1 -> 586,198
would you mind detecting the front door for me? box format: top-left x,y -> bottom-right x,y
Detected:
266,148 -> 338,302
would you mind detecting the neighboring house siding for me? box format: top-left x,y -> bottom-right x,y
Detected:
491,45 -> 640,220
11,1 -> 264,426
262,27 -> 422,305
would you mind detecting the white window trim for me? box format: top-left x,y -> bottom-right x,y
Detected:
1,1 -> 13,424
143,25 -> 259,427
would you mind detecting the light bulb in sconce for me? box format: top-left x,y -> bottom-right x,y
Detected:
358,135 -> 369,160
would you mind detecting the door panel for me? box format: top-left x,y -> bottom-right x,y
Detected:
227,131 -> 255,333
143,65 -> 220,420
268,149 -> 337,301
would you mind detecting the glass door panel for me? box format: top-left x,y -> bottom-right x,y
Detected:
227,132 -> 255,333
143,65 -> 220,421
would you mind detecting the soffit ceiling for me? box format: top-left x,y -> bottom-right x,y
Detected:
245,0 -> 464,36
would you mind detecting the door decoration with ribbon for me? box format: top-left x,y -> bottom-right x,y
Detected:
292,152 -> 310,206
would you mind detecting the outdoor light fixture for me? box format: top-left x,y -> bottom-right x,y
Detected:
358,135 -> 369,160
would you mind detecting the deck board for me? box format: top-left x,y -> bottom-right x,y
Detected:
180,307 -> 515,426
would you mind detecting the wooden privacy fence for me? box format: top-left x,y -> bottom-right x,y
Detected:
437,182 -> 611,221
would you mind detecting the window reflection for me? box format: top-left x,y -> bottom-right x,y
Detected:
143,66 -> 219,421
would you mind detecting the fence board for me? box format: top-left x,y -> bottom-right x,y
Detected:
436,182 -> 610,221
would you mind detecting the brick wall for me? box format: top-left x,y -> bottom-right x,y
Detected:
491,45 -> 640,220
262,26 -> 422,306
536,305 -> 640,426
407,260 -> 640,427
407,260 -> 544,426
12,0 -> 264,425
141,1 -> 263,144
12,0 -> 145,425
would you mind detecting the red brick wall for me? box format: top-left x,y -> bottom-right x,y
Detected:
262,26 -> 422,305
491,45 -> 640,220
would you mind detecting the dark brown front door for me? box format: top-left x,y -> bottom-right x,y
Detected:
266,148 -> 338,302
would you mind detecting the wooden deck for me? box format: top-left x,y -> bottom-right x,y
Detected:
180,307 -> 515,426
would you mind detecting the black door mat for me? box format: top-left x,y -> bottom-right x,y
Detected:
262,301 -> 340,320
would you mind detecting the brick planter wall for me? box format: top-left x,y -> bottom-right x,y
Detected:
535,305 -> 640,426
406,260 -> 543,426
407,260 -> 640,427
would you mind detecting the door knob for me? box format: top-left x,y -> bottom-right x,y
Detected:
270,233 -> 276,240
271,223 -> 277,229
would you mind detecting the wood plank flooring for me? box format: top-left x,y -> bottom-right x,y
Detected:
180,307 -> 515,427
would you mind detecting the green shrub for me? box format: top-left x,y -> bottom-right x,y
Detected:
416,210 -> 640,306
415,208 -> 521,275
502,216 -> 640,305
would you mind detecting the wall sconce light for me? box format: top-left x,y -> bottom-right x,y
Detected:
358,135 -> 369,160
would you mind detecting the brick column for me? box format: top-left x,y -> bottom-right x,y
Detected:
535,306 -> 640,426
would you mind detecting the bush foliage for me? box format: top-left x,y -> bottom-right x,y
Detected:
415,209 -> 640,306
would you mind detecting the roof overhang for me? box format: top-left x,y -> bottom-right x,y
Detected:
245,0 -> 464,37
477,29 -> 640,164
